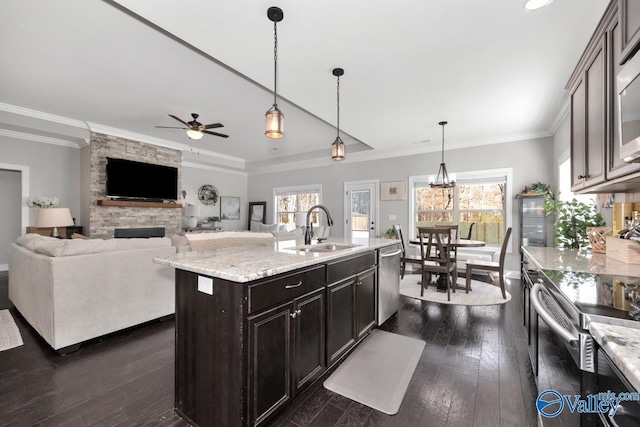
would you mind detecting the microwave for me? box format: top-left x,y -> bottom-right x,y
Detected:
618,51 -> 640,162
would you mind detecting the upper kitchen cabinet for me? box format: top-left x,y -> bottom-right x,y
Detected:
568,2 -> 640,193
607,13 -> 640,179
620,0 -> 640,64
569,34 -> 607,191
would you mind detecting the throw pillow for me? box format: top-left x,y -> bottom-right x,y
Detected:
250,221 -> 262,232
260,223 -> 278,233
71,233 -> 89,240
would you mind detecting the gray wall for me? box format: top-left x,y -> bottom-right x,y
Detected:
181,164 -> 248,230
0,169 -> 21,268
0,134 -> 82,226
248,136 -> 556,273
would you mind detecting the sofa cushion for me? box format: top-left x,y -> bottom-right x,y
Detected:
260,223 -> 279,233
30,236 -> 172,257
15,234 -> 59,251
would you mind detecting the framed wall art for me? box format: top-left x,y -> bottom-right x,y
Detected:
248,201 -> 267,229
380,180 -> 407,201
220,196 -> 241,220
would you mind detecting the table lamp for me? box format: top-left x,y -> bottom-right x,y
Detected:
36,208 -> 74,237
184,205 -> 200,230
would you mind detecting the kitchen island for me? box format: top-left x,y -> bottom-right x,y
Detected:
154,237 -> 399,427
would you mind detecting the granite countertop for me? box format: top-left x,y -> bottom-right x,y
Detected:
590,322 -> 640,393
522,246 -> 640,278
154,237 -> 399,283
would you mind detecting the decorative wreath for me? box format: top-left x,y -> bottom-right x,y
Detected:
198,184 -> 218,205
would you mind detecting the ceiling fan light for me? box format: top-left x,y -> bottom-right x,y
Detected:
265,106 -> 284,139
523,0 -> 554,11
186,129 -> 204,140
332,137 -> 345,161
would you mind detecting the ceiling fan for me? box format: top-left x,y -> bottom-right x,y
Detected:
155,113 -> 229,139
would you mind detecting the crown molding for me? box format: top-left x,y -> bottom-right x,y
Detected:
247,130 -> 553,175
0,102 -> 88,128
549,98 -> 570,135
87,122 -> 246,169
182,161 -> 248,176
0,128 -> 82,148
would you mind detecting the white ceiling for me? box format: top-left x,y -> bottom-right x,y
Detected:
0,0 -> 609,172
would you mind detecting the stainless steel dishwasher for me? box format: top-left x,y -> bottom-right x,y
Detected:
377,244 -> 402,325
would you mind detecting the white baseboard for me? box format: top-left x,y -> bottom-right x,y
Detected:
0,264 -> 7,272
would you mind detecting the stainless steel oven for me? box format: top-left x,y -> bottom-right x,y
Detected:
526,262 -> 640,426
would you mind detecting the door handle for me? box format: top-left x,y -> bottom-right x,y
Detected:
380,249 -> 402,258
530,283 -> 578,344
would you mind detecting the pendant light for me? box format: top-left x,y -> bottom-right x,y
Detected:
430,121 -> 455,188
331,68 -> 345,161
265,7 -> 284,139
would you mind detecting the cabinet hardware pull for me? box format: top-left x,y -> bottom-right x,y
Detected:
296,309 -> 302,315
290,312 -> 297,318
380,249 -> 402,258
577,174 -> 585,179
285,281 -> 303,289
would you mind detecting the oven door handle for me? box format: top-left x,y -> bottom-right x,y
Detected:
530,283 -> 579,345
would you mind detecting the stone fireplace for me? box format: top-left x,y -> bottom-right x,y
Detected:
85,132 -> 182,238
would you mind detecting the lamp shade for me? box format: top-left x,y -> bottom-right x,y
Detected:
184,205 -> 200,217
36,208 -> 74,228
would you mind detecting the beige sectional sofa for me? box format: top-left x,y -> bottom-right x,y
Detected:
8,234 -> 176,353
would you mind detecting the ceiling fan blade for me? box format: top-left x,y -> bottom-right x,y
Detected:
203,130 -> 229,138
155,126 -> 186,129
203,123 -> 224,129
168,114 -> 191,128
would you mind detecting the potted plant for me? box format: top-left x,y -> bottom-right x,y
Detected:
385,227 -> 396,239
515,182 -> 552,198
208,216 -> 222,230
544,194 -> 605,249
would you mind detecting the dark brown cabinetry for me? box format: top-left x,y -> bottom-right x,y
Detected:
326,252 -> 377,366
174,249 -> 381,427
570,35 -> 607,191
247,288 -> 325,427
568,1 -> 640,193
620,0 -> 640,64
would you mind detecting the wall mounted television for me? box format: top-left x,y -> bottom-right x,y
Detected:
106,157 -> 178,201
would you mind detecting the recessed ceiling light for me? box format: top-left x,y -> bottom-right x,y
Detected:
523,0 -> 554,11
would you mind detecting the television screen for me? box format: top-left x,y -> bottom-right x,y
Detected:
106,157 -> 178,201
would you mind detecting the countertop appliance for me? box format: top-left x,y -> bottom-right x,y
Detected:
377,244 -> 401,325
526,261 -> 640,426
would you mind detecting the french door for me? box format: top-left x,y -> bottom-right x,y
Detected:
344,180 -> 378,239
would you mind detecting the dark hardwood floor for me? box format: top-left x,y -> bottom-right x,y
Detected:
0,270 -> 539,427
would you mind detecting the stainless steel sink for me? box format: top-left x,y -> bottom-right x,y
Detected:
296,243 -> 359,253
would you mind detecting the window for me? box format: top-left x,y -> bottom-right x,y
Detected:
273,185 -> 322,230
409,168 -> 512,247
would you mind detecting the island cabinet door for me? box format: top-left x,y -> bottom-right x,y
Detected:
292,288 -> 326,394
326,277 -> 357,366
355,267 -> 376,340
247,302 -> 292,427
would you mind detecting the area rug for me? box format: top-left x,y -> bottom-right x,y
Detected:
323,329 -> 425,415
0,309 -> 23,352
400,275 -> 511,305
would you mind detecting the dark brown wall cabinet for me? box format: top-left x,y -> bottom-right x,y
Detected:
568,1 -> 640,193
326,252 -> 377,366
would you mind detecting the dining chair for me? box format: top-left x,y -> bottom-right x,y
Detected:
464,227 -> 512,299
393,224 -> 422,279
418,227 -> 457,301
465,222 -> 476,240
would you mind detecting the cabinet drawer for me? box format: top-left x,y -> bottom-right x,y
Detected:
248,265 -> 326,314
326,251 -> 376,284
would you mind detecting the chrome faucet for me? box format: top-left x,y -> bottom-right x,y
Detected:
304,204 -> 334,245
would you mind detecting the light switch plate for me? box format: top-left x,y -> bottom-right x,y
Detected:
388,214 -> 397,220
197,276 -> 213,295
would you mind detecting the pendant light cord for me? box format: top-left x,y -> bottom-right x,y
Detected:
441,123 -> 445,164
336,74 -> 340,138
273,20 -> 278,107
